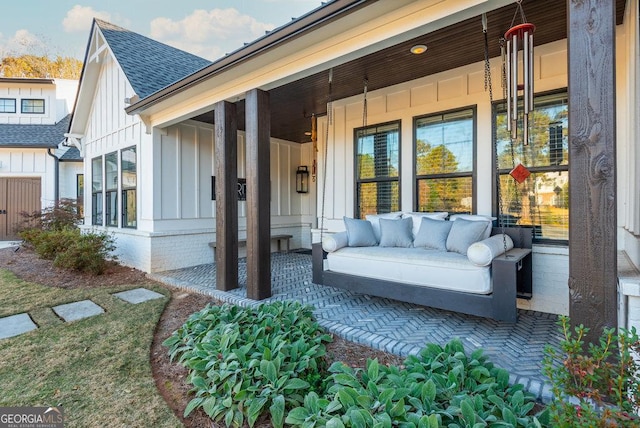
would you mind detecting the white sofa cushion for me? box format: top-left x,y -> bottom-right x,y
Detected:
467,234 -> 514,266
446,218 -> 491,255
402,212 -> 448,239
379,217 -> 413,248
343,216 -> 377,247
365,212 -> 403,242
327,246 -> 491,294
414,217 -> 453,251
322,231 -> 349,253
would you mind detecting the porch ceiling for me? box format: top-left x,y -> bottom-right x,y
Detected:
193,0 -> 626,143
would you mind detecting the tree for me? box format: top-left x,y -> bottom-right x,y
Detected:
416,141 -> 468,211
0,55 -> 82,79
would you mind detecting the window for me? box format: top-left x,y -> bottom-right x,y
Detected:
91,157 -> 103,226
494,91 -> 569,241
355,121 -> 400,218
76,174 -> 84,218
0,98 -> 16,113
121,146 -> 137,228
105,152 -> 118,227
21,99 -> 45,114
414,108 -> 475,213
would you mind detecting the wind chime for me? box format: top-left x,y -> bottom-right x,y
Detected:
502,0 -> 535,184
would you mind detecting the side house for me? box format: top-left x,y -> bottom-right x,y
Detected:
0,77 -> 81,240
69,0 -> 639,331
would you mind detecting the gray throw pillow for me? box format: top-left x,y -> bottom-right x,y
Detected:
343,216 -> 377,247
446,218 -> 491,255
378,217 -> 413,248
414,217 -> 453,250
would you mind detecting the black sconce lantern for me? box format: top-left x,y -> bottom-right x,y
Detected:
296,166 -> 309,194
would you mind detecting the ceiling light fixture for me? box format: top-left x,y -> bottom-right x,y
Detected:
410,44 -> 427,55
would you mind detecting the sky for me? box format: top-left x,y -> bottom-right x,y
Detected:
0,0 -> 323,61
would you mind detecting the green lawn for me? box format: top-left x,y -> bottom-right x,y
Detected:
0,269 -> 182,427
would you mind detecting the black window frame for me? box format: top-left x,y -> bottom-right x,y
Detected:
91,157 -> 103,226
413,105 -> 477,214
0,98 -> 16,113
104,151 -> 118,227
21,98 -> 45,114
492,88 -> 569,244
354,120 -> 401,219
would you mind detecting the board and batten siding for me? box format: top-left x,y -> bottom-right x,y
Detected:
315,39 -> 572,315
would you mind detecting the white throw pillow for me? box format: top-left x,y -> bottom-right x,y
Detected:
343,216 -> 377,247
365,212 -> 403,242
322,231 -> 349,253
448,214 -> 494,240
446,218 -> 491,255
378,217 -> 413,248
467,234 -> 514,266
402,212 -> 448,238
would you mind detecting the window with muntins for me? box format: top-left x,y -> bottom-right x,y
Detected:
121,146 -> 137,228
0,98 -> 16,113
494,91 -> 569,241
414,108 -> 475,213
355,121 -> 400,218
21,99 -> 45,114
91,157 -> 103,226
105,152 -> 118,227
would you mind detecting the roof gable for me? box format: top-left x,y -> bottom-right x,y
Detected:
95,19 -> 211,100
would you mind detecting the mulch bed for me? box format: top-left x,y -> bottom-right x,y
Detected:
0,246 -> 404,427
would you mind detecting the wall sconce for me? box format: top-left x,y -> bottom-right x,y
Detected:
296,166 -> 309,194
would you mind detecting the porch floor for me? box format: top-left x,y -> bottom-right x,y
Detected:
149,251 -> 561,402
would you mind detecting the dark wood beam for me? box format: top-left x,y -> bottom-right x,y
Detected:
245,89 -> 271,300
567,0 -> 617,335
214,101 -> 239,291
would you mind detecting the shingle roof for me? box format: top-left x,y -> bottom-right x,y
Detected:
0,115 -> 70,148
95,19 -> 212,100
59,146 -> 82,161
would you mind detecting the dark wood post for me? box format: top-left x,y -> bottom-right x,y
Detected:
245,89 -> 271,300
214,101 -> 239,291
567,0 -> 617,335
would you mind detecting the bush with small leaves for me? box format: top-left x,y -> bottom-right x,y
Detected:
543,316 -> 640,427
52,231 -> 116,275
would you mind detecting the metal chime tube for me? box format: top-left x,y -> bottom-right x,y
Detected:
523,30 -> 530,145
528,32 -> 534,112
511,33 -> 518,140
506,38 -> 512,135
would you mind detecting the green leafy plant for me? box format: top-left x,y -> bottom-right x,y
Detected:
52,231 -> 116,274
163,301 -> 332,428
543,316 -> 640,427
286,338 -> 548,427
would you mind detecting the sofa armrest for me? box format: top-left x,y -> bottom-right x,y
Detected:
322,231 -> 349,252
467,234 -> 514,266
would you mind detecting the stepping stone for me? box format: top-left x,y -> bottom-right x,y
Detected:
113,288 -> 164,304
53,300 -> 104,322
0,313 -> 38,339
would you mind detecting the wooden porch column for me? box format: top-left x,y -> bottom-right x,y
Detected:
245,89 -> 271,300
214,101 -> 238,291
567,0 -> 617,334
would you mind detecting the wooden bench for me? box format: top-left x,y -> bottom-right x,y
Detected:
209,234 -> 293,254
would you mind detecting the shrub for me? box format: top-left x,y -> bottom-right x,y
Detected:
543,316 -> 640,427
18,198 -> 82,232
286,339 -> 549,427
163,301 -> 332,428
53,231 -> 116,275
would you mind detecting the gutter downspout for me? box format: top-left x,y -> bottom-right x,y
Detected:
47,148 -> 60,203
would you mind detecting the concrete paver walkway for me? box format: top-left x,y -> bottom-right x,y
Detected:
52,300 -> 104,322
113,287 -> 164,304
149,252 -> 562,402
0,313 -> 38,339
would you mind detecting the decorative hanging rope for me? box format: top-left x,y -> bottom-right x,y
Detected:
319,68 -> 333,243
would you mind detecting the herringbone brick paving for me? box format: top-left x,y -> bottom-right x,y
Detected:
149,251 -> 561,402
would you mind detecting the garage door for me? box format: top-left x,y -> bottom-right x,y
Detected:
0,178 -> 41,240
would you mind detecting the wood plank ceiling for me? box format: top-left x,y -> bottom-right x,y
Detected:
193,0 -> 626,143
